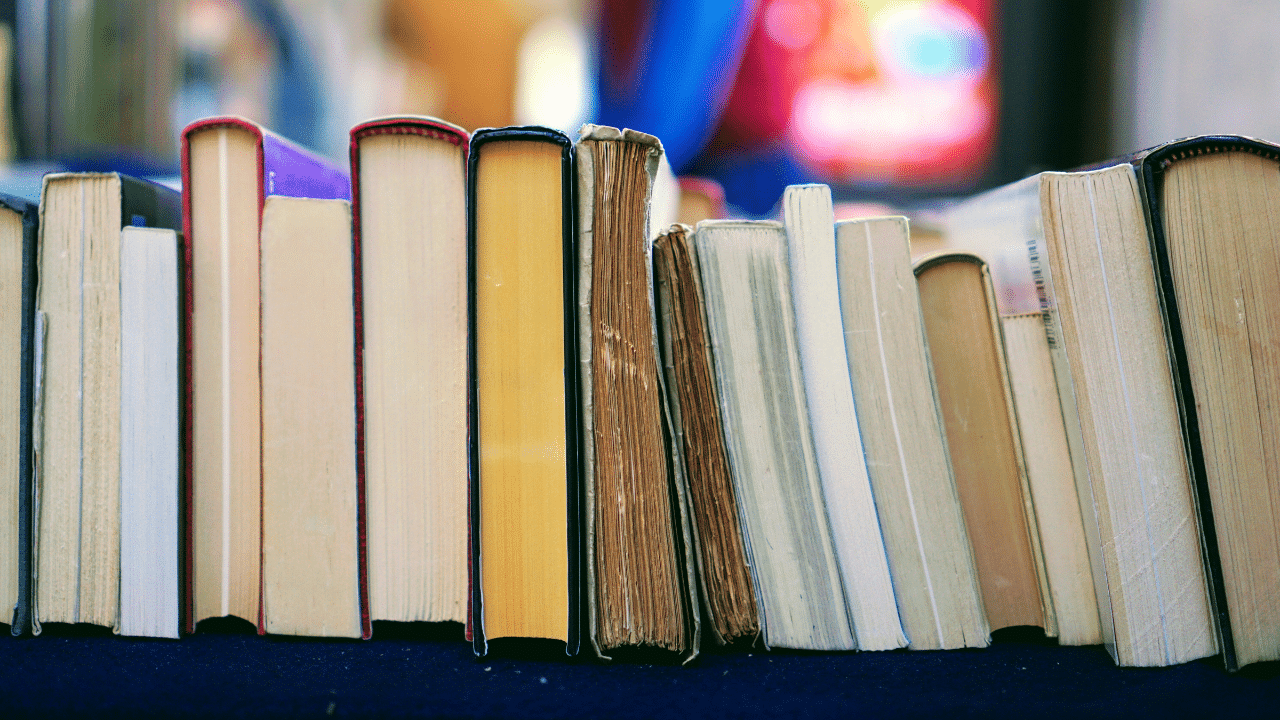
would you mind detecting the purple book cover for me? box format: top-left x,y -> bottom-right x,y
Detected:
261,131 -> 350,201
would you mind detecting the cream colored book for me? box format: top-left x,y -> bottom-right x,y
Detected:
32,173 -> 181,634
259,196 -> 362,638
945,163 -> 1215,666
352,117 -> 469,625
695,219 -> 854,651
782,186 -> 904,652
837,217 -> 987,650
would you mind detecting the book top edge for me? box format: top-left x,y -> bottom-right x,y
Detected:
913,249 -> 985,274
471,126 -> 572,149
834,215 -> 909,229
350,116 -> 469,150
577,124 -> 662,153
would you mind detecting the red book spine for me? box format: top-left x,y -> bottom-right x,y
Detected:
179,117 -> 267,636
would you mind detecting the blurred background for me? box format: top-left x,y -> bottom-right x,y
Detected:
1,0 -> 1278,215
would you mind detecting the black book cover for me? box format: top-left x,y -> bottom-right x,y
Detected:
4,193 -> 37,636
466,127 -> 580,658
1134,135 -> 1280,672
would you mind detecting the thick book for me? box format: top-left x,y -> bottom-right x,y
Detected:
350,116 -> 470,625
576,126 -> 700,662
1136,136 -> 1280,671
467,127 -> 580,657
0,193 -> 36,636
944,156 -> 1215,666
180,116 -> 354,636
836,218 -> 988,650
32,173 -> 181,634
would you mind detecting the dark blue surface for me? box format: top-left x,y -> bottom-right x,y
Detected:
1,625 -> 1276,718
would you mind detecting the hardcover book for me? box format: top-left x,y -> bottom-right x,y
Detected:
1137,136 -> 1280,671
914,252 -> 1050,636
467,127 -> 580,657
0,193 -> 36,636
350,116 -> 470,626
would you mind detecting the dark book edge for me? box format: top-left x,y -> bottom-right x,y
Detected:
466,127 -> 579,658
349,118 -> 470,640
1133,135 -> 1280,672
7,195 -> 37,636
653,231 -> 723,650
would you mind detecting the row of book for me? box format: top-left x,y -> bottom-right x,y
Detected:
0,117 -> 1275,672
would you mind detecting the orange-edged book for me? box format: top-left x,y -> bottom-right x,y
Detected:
180,117 -> 366,637
467,127 -> 580,656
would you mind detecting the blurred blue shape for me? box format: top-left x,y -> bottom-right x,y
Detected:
594,0 -> 759,172
235,0 -> 325,153
690,149 -> 808,217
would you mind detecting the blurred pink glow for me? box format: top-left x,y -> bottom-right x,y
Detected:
786,0 -> 996,186
765,0 -> 827,50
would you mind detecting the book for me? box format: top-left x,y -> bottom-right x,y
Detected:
181,116 -> 351,634
468,127 -> 580,656
32,172 -> 181,633
118,225 -> 180,639
944,158 -> 1214,666
652,224 -> 759,646
259,196 -> 364,638
694,219 -> 854,650
781,186 -> 904,651
1138,137 -> 1280,670
913,251 -> 1050,634
837,218 -> 989,650
576,125 -> 699,661
0,193 -> 36,636
350,116 -> 469,625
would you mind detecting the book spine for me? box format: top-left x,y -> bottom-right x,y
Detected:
347,140 -> 371,642
13,203 -> 37,636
